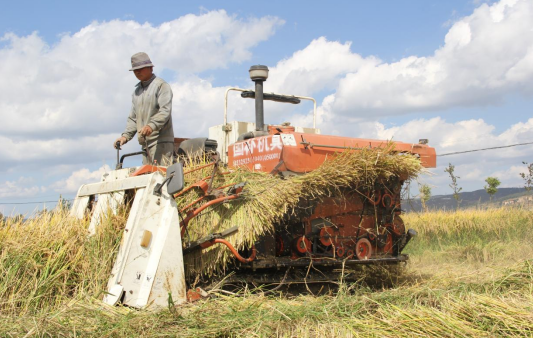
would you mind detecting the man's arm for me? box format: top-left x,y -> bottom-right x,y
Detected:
147,82 -> 172,132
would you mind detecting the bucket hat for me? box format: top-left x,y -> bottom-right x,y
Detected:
129,52 -> 154,71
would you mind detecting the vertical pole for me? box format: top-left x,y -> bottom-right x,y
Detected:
255,80 -> 264,131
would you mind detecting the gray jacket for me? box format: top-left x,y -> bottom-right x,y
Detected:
121,75 -> 174,148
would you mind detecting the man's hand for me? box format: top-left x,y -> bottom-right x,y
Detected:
114,136 -> 127,149
139,125 -> 153,137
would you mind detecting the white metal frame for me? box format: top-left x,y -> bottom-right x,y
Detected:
70,171 -> 187,308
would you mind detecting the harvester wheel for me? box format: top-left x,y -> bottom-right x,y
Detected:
319,227 -> 334,246
346,249 -> 354,259
355,238 -> 372,260
295,236 -> 312,254
382,193 -> 395,208
365,191 -> 381,206
336,246 -> 345,257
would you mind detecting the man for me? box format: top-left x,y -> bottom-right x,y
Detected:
114,52 -> 174,165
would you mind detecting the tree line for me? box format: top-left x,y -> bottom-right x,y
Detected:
418,161 -> 533,211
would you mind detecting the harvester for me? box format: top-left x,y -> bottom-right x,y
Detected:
70,65 -> 436,308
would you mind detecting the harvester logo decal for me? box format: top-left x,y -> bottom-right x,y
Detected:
232,136 -> 284,168
233,136 -> 283,158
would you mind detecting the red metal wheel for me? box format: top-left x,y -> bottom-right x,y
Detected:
319,227 -> 334,246
381,193 -> 394,208
295,236 -> 311,254
355,238 -> 372,260
336,246 -> 345,257
346,249 -> 354,259
365,191 -> 382,206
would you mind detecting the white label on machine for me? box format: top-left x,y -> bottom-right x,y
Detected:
281,134 -> 297,146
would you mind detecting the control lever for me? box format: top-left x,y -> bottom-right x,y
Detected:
115,141 -> 122,169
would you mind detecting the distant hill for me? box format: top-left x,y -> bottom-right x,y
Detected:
403,187 -> 529,212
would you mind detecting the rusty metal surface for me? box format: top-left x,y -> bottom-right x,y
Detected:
249,254 -> 409,270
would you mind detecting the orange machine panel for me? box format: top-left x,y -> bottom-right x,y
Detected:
227,131 -> 436,173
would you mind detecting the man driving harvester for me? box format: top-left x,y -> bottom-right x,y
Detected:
114,52 -> 174,165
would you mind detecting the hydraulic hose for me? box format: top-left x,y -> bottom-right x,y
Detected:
213,239 -> 257,263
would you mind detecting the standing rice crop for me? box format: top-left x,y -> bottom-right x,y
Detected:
0,208 -> 123,316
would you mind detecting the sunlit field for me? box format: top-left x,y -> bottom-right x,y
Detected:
1,207 -> 532,337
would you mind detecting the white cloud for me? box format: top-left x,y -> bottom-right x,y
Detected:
0,133 -> 116,165
0,11 -> 282,139
50,165 -> 111,193
300,0 -> 533,117
364,117 -> 533,161
2,0 -> 533,205
0,177 -> 46,199
244,1 -> 533,136
0,11 -> 282,170
362,117 -> 533,193
490,165 -> 529,187
267,37 -> 379,96
0,166 -> 110,199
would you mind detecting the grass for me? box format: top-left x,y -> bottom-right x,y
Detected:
1,206 -> 532,337
404,208 -> 533,271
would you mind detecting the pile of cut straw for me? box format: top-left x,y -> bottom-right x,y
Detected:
178,143 -> 424,277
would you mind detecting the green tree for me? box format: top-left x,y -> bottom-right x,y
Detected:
484,177 -> 501,203
57,195 -> 71,211
520,161 -> 533,207
444,163 -> 462,210
419,184 -> 431,212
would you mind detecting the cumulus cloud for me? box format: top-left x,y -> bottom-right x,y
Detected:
0,165 -> 109,202
0,10 -> 283,140
490,165 -> 531,188
244,1 -> 533,135
50,165 -> 111,193
326,0 -> 533,116
351,117 -> 533,191
2,0 -> 533,206
365,117 -> 533,161
0,177 -> 46,199
267,37 -> 379,95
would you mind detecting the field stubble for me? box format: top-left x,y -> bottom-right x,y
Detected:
0,207 -> 532,337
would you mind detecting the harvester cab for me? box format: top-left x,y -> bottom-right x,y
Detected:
70,65 -> 436,309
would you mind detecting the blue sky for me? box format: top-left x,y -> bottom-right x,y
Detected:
0,0 -> 532,215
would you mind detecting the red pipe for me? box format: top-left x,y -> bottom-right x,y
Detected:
214,239 -> 257,263
179,196 -> 206,213
184,162 -> 215,174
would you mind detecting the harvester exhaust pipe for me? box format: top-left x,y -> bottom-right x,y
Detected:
249,65 -> 269,131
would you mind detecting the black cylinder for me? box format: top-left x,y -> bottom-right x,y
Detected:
255,80 -> 264,131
